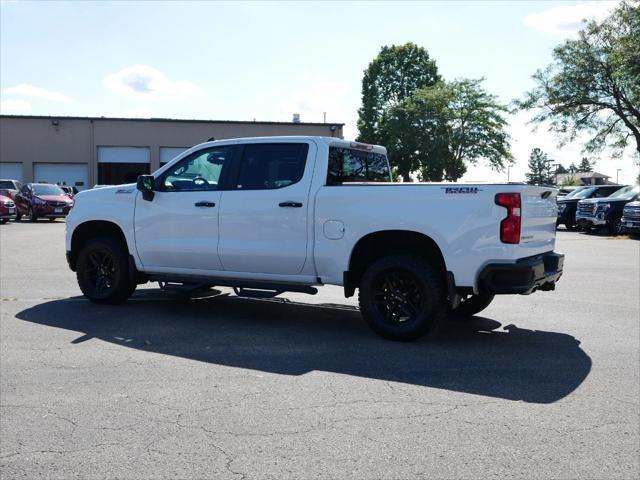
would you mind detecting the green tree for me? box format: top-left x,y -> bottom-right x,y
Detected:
525,148 -> 554,185
555,164 -> 569,174
380,79 -> 512,181
568,162 -> 579,173
517,1 -> 640,157
560,175 -> 579,187
357,43 -> 441,145
577,157 -> 594,172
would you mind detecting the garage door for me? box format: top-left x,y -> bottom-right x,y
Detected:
0,163 -> 24,182
160,147 -> 189,166
97,147 -> 150,185
34,163 -> 89,191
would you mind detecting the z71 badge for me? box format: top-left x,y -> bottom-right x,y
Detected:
442,187 -> 481,194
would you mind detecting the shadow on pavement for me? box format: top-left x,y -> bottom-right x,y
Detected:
16,291 -> 592,404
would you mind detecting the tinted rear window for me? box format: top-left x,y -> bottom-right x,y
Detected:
327,147 -> 391,185
0,181 -> 15,189
237,143 -> 309,190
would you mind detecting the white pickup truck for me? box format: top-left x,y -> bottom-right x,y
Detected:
65,136 -> 564,340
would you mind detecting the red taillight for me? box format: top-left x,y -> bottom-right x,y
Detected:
495,193 -> 521,244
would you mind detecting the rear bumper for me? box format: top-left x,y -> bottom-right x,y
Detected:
478,251 -> 564,295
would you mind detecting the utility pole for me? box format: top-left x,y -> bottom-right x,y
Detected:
616,168 -> 622,184
323,112 -> 326,124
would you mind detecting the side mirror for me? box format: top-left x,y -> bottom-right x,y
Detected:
136,175 -> 155,201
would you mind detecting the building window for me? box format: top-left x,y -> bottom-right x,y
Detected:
98,163 -> 150,185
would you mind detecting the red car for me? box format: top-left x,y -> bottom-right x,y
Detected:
0,194 -> 16,224
15,183 -> 74,222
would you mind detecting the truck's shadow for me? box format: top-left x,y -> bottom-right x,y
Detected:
16,291 -> 591,404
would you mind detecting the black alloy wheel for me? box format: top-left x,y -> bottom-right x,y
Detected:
372,269 -> 424,326
83,250 -> 117,298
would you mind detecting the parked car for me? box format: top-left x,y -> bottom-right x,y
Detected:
0,194 -> 16,224
0,179 -> 22,200
557,184 -> 625,230
621,201 -> 640,235
14,183 -> 75,222
65,137 -> 564,341
576,185 -> 640,235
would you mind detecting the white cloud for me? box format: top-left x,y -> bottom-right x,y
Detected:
275,82 -> 357,138
0,98 -> 31,112
2,84 -> 75,103
105,64 -> 207,101
523,1 -> 619,36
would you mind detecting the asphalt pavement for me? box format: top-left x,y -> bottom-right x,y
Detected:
1,221 -> 638,479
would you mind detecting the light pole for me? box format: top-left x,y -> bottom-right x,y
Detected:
616,168 -> 622,184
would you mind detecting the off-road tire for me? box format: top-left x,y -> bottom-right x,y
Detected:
76,237 -> 134,305
358,254 -> 447,341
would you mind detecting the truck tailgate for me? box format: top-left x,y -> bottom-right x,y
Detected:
520,186 -> 558,248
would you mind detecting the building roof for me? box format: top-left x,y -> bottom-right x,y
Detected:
0,114 -> 344,127
576,171 -> 610,178
557,171 -> 610,180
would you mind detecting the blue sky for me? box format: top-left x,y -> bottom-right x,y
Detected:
1,0 -> 636,183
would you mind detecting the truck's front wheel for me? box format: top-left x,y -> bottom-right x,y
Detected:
358,255 -> 446,341
76,237 -> 134,304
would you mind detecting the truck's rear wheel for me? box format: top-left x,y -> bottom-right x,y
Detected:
452,292 -> 495,317
358,255 -> 446,341
76,237 -> 134,304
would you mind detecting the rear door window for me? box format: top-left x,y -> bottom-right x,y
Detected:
235,143 -> 309,190
327,147 -> 391,185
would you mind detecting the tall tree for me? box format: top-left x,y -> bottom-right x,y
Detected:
577,157 -> 594,172
357,43 -> 440,145
555,164 -> 569,174
525,148 -> 554,185
517,1 -> 640,157
380,79 -> 512,181
568,162 -> 579,173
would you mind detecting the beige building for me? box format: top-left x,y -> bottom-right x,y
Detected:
0,115 -> 344,189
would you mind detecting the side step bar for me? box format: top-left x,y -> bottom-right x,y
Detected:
150,274 -> 318,297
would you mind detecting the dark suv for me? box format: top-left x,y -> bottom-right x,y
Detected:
576,185 -> 640,235
622,201 -> 640,235
556,185 -> 625,230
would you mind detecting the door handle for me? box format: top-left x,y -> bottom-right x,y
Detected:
279,201 -> 303,208
194,201 -> 216,207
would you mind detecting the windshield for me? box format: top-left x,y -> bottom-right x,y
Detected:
607,185 -> 638,199
564,187 -> 589,198
32,184 -> 65,196
572,187 -> 596,199
0,181 -> 16,189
